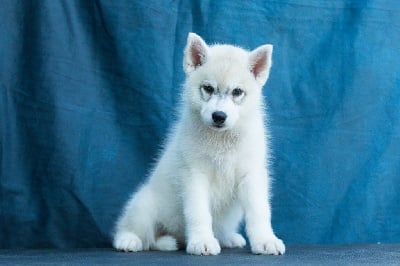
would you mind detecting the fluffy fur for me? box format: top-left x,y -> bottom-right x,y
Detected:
113,33 -> 285,256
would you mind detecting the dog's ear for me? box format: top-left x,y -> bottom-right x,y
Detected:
249,44 -> 273,86
183,32 -> 209,74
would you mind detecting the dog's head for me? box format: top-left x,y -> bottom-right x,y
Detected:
183,33 -> 273,131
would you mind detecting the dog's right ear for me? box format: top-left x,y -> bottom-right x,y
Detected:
183,33 -> 208,74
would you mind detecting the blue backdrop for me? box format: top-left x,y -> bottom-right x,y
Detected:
1,0 -> 400,248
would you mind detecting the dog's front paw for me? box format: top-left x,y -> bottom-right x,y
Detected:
219,233 -> 246,248
251,237 -> 285,255
186,237 -> 221,255
113,232 -> 143,252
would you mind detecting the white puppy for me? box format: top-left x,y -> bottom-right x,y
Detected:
113,33 -> 285,256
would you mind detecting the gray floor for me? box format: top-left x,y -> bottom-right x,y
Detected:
1,244 -> 399,265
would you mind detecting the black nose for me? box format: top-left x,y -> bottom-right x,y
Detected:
212,111 -> 227,125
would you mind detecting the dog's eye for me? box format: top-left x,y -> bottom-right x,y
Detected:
202,85 -> 215,94
232,88 -> 243,97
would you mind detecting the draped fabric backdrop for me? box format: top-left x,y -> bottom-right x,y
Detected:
1,0 -> 400,248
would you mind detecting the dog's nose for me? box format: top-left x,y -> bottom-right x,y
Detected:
212,111 -> 227,125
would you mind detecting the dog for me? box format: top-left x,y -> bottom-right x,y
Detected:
113,32 -> 285,256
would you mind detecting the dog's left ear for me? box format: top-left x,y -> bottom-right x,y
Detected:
183,32 -> 209,74
249,44 -> 273,86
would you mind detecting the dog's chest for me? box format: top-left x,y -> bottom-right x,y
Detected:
193,129 -> 247,207
207,153 -> 240,209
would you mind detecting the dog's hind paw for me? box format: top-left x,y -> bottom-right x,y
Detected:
219,233 -> 246,248
154,235 -> 178,251
113,232 -> 143,252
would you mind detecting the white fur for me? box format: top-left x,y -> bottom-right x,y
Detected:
113,33 -> 285,256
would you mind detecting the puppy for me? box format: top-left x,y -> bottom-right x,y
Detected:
113,33 -> 285,256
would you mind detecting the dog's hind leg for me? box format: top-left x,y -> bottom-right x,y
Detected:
113,186 -> 158,252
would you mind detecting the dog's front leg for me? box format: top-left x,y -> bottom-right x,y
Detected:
182,171 -> 221,255
239,170 -> 285,255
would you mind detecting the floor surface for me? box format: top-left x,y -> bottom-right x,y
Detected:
1,244 -> 399,265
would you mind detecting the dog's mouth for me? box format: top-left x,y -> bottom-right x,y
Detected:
211,123 -> 228,131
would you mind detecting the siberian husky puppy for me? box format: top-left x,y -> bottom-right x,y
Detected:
113,33 -> 285,256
